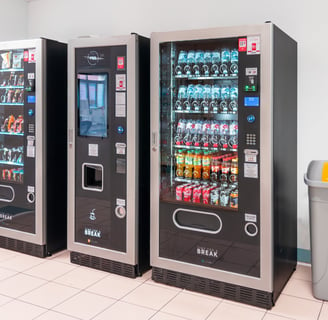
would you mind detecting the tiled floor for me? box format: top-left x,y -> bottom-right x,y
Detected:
0,248 -> 326,320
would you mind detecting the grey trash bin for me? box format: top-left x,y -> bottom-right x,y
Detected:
304,160 -> 328,300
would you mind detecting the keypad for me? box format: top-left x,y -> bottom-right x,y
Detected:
246,133 -> 256,145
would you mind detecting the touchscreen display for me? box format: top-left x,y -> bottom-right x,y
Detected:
78,73 -> 108,137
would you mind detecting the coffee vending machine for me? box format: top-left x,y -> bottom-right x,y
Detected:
0,39 -> 67,257
150,23 -> 297,308
68,34 -> 150,277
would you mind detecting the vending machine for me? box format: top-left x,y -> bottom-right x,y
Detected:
67,34 -> 150,278
0,39 -> 67,257
150,23 -> 297,308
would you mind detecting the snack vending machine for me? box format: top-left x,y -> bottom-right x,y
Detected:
68,34 -> 150,278
0,39 -> 67,257
150,23 -> 297,308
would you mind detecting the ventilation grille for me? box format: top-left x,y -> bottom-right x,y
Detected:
71,251 -> 138,278
152,267 -> 273,309
0,236 -> 46,258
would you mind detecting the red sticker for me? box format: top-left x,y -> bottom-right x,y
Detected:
117,56 -> 125,70
252,43 -> 257,51
238,38 -> 247,52
23,51 -> 29,62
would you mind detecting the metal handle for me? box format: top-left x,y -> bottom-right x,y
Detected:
152,132 -> 157,151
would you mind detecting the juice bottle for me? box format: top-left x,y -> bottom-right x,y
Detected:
193,150 -> 202,179
184,150 -> 194,179
230,157 -> 238,183
202,151 -> 211,180
210,155 -> 221,182
175,149 -> 185,177
220,156 -> 231,182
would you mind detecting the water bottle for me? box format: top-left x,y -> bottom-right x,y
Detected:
175,51 -> 187,75
220,48 -> 231,75
230,49 -> 238,75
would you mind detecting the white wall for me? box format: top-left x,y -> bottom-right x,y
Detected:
26,0 -> 328,253
0,0 -> 28,41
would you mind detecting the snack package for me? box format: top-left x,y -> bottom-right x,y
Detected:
1,52 -> 11,69
12,51 -> 24,69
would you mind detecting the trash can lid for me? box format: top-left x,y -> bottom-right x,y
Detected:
304,160 -> 328,187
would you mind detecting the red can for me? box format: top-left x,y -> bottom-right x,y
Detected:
176,183 -> 191,201
202,186 -> 216,204
193,185 -> 206,203
183,184 -> 198,202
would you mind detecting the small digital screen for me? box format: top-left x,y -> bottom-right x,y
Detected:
244,96 -> 260,107
78,73 -> 108,137
27,95 -> 35,103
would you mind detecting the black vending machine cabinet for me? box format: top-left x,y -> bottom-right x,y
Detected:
68,34 -> 150,278
0,38 -> 67,257
150,23 -> 297,308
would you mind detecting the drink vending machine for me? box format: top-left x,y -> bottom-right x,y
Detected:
0,39 -> 67,257
67,34 -> 150,278
150,23 -> 297,308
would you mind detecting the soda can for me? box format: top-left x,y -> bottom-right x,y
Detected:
210,187 -> 220,205
203,186 -> 216,204
184,184 -> 198,202
193,185 -> 205,203
220,188 -> 230,207
176,183 -> 191,201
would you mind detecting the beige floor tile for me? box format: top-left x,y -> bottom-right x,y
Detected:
207,301 -> 265,320
87,273 -> 141,299
0,266 -> 17,281
54,265 -> 107,289
0,248 -> 18,262
24,260 -> 78,280
93,301 -> 155,320
53,291 -> 116,320
150,312 -> 190,320
0,299 -> 46,320
262,313 -> 295,319
161,291 -> 219,320
292,264 -> 312,282
19,282 -> 80,309
319,303 -> 328,320
282,277 -> 318,301
122,283 -> 179,310
135,269 -> 152,283
0,273 -> 46,298
0,253 -> 43,272
35,310 -> 81,320
0,294 -> 12,307
269,294 -> 322,320
145,278 -> 183,292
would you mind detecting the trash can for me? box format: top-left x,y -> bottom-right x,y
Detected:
304,160 -> 328,300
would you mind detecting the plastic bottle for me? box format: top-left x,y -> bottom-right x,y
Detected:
193,150 -> 202,179
175,149 -> 185,177
184,150 -> 194,179
202,151 -> 211,180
